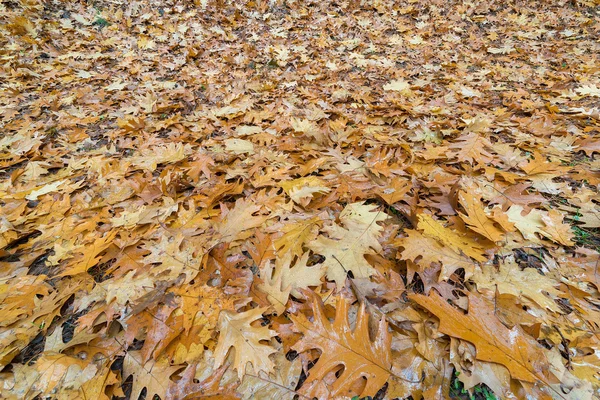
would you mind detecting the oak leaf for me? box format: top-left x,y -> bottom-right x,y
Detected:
383,79 -> 411,94
123,351 -> 182,400
458,191 -> 505,242
398,229 -> 476,280
213,307 -> 277,379
507,205 -> 574,246
308,202 -> 388,287
131,143 -> 191,172
280,176 -> 331,206
256,260 -> 292,315
473,256 -> 562,312
165,362 -> 238,400
448,132 -> 494,164
540,209 -> 575,246
410,291 -> 551,383
273,217 -> 320,257
291,294 -> 392,399
575,136 -> 600,156
280,252 -> 326,297
377,177 -> 412,205
489,183 -> 545,210
237,350 -> 302,400
2,352 -> 98,399
217,198 -> 268,242
417,214 -> 489,262
57,230 -> 117,277
518,151 -> 565,176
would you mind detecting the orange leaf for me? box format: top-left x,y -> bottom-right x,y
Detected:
410,291 -> 551,383
458,191 -> 505,242
291,294 -> 391,398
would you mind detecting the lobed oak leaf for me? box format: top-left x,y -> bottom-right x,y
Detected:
540,209 -> 575,246
213,307 -> 277,379
417,214 -> 489,262
77,364 -> 123,400
256,260 -> 292,315
131,143 -> 191,172
290,118 -> 327,143
574,136 -> 600,156
518,151 -> 565,176
245,230 -> 276,268
489,182 -> 545,211
165,362 -> 239,400
575,84 -> 600,98
0,275 -> 51,326
1,352 -> 98,399
507,205 -> 574,246
458,191 -> 505,242
383,79 -> 411,94
75,270 -> 154,313
123,351 -> 182,400
450,339 -> 513,399
140,304 -> 185,364
143,233 -> 202,282
280,252 -> 326,297
377,177 -> 412,205
291,294 -> 392,399
237,350 -> 302,400
280,176 -> 330,206
473,256 -> 563,312
216,198 -> 268,243
411,291 -> 551,383
225,138 -> 255,155
23,179 -> 68,201
448,132 -> 494,164
308,202 -> 388,287
398,229 -> 476,281
273,217 -> 321,257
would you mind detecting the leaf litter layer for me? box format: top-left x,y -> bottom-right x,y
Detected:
1,0 -> 600,399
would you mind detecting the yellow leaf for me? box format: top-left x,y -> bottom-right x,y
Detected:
458,191 -> 505,242
398,229 -> 476,280
280,176 -> 330,206
274,217 -> 321,257
417,214 -> 489,262
383,79 -> 411,94
224,138 -> 255,155
308,202 -> 388,287
472,255 -> 563,312
214,307 -> 276,379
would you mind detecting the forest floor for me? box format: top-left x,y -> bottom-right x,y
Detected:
1,0 -> 600,399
